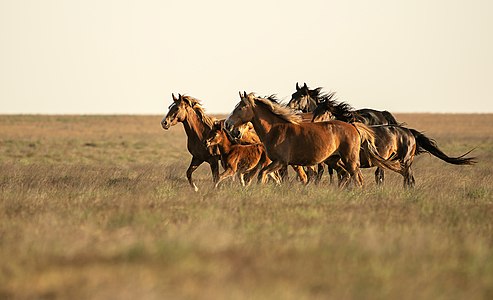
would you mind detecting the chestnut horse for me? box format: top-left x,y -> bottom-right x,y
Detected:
205,122 -> 280,187
312,102 -> 476,187
225,92 -> 394,187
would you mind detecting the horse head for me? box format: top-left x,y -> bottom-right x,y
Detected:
224,91 -> 256,132
161,93 -> 190,129
288,82 -> 318,112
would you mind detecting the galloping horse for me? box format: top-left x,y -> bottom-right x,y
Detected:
225,92 -> 394,188
161,94 -> 220,191
312,102 -> 476,187
291,83 -> 400,182
289,83 -> 399,125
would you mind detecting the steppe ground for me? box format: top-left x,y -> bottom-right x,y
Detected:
0,113 -> 492,299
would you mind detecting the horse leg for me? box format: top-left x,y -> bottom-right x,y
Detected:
278,165 -> 288,182
306,166 -> 317,184
375,167 -> 385,185
238,173 -> 246,187
324,156 -> 341,185
349,167 -> 363,188
327,167 -> 334,184
337,169 -> 350,188
325,158 -> 347,187
403,165 -> 415,188
215,167 -> 235,188
209,158 -> 220,183
268,171 -> 282,185
243,167 -> 259,186
259,161 -> 284,184
315,163 -> 325,184
340,156 -> 363,188
292,165 -> 308,184
187,157 -> 204,192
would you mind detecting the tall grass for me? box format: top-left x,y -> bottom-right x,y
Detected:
0,114 -> 492,299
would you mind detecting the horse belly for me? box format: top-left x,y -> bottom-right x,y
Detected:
268,129 -> 337,166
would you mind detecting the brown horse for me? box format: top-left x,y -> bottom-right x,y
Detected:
312,104 -> 477,187
161,94 -> 220,191
205,122 -> 280,187
225,92 -> 393,187
303,86 -> 399,182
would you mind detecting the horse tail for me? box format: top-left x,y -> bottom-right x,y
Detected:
409,129 -> 477,165
352,122 -> 376,146
382,110 -> 399,125
352,122 -> 402,173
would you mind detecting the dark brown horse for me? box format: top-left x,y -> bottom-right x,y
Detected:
225,92 -> 395,187
289,83 -> 399,125
312,102 -> 476,187
205,122 -> 279,187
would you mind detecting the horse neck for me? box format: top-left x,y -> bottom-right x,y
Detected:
250,104 -> 284,139
211,131 -> 232,154
307,97 -> 318,112
182,108 -> 209,141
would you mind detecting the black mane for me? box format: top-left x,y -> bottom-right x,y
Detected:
263,94 -> 282,104
311,90 -> 360,122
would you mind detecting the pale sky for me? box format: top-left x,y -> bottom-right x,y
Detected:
1,0 -> 492,114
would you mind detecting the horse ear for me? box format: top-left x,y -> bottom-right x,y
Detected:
303,82 -> 308,89
172,93 -> 178,102
296,82 -> 300,91
239,91 -> 243,99
243,91 -> 247,97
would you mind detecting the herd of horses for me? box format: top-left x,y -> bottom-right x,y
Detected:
161,83 -> 476,191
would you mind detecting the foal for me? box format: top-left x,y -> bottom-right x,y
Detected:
205,122 -> 279,187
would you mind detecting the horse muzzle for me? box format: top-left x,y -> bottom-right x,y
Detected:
230,128 -> 243,140
161,121 -> 170,130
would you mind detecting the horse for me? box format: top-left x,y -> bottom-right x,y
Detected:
161,94 -> 221,191
233,95 -> 322,184
289,82 -> 399,125
293,84 -> 400,182
160,94 -> 256,191
205,121 -> 280,187
311,102 -> 477,187
225,92 -> 396,188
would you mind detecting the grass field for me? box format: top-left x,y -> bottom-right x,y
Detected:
1,114 -> 492,299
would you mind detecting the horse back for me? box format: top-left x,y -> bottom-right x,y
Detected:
228,143 -> 265,171
357,108 -> 398,125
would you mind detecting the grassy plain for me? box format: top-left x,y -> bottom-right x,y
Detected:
0,114 -> 492,299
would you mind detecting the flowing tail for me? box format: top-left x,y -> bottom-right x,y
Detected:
352,122 -> 403,173
409,129 -> 476,165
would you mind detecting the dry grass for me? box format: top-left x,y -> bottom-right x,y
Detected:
0,114 -> 492,299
